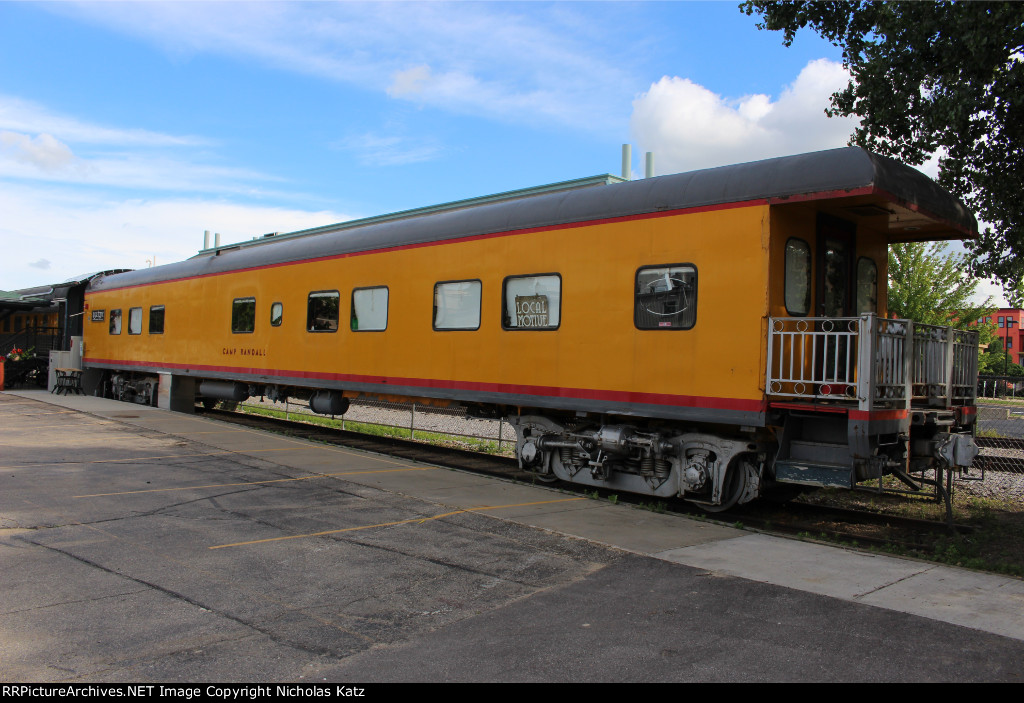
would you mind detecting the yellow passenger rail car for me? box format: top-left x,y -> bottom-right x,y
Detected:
82,147 -> 980,510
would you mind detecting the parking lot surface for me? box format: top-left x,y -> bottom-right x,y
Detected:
2,391 -> 1023,682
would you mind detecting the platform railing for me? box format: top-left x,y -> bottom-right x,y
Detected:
766,314 -> 979,411
766,317 -> 861,402
951,328 -> 980,404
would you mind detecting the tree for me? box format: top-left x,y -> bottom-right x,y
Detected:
888,241 -> 994,329
741,1 -> 1024,294
888,241 -> 998,371
979,337 -> 1024,377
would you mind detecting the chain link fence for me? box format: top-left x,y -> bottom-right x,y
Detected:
978,374 -> 1024,400
964,377 -> 1024,501
975,376 -> 1024,474
237,394 -> 517,457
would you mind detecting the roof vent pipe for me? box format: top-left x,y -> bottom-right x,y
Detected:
645,152 -> 654,179
621,144 -> 631,180
204,230 -> 210,250
215,232 -> 221,247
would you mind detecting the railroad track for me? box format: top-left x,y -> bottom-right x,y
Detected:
200,405 -> 971,552
200,405 -> 526,479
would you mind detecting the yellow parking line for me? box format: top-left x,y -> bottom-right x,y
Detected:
0,448 -> 298,472
0,422 -> 118,430
5,424 -> 245,434
209,497 -> 587,550
73,465 -> 439,498
0,410 -> 78,417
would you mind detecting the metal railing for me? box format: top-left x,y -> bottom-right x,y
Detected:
766,316 -> 861,402
767,314 -> 978,410
951,329 -> 980,403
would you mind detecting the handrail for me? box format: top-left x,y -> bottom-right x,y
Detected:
766,314 -> 978,409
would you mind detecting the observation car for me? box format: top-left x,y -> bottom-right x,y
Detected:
81,147 -> 980,510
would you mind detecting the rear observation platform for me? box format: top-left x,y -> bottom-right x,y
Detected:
766,313 -> 979,506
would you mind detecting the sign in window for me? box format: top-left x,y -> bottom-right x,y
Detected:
503,275 -> 560,329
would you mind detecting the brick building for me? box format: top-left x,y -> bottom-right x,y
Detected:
981,308 -> 1024,366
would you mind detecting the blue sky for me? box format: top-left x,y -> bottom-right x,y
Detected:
0,1 -> 1000,301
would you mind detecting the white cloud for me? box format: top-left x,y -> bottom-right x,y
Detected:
0,184 -> 350,290
0,132 -> 76,171
631,59 -> 859,173
972,276 -> 1010,308
0,146 -> 283,195
389,65 -> 433,98
334,132 -> 443,167
49,2 -> 637,133
0,94 -> 291,196
0,94 -> 205,147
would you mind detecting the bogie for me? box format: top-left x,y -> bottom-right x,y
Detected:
510,414 -> 764,509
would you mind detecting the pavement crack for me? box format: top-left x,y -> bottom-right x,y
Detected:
1,587 -> 150,616
24,539 -> 375,657
341,532 -> 544,588
853,566 -> 935,599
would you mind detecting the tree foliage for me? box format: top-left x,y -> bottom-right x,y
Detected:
741,1 -> 1024,294
979,337 -> 1024,377
887,240 -> 995,331
888,241 -> 999,372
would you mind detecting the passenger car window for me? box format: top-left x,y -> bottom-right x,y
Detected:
784,238 -> 811,316
307,292 -> 339,332
635,265 -> 697,330
128,307 -> 143,335
434,280 -> 482,330
856,257 -> 878,315
502,274 -> 561,329
351,287 -> 388,331
271,302 -> 283,327
109,309 -> 122,335
232,297 -> 256,333
149,306 -> 165,334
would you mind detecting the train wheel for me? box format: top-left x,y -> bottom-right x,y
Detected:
701,454 -> 758,512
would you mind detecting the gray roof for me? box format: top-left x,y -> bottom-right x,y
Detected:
0,290 -> 51,312
89,147 -> 977,293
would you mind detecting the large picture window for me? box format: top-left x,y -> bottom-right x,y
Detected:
128,307 -> 143,335
635,264 -> 697,330
307,291 -> 339,332
232,297 -> 256,333
351,287 -> 388,331
784,238 -> 811,316
434,280 -> 482,330
149,306 -> 165,334
502,274 -> 560,329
